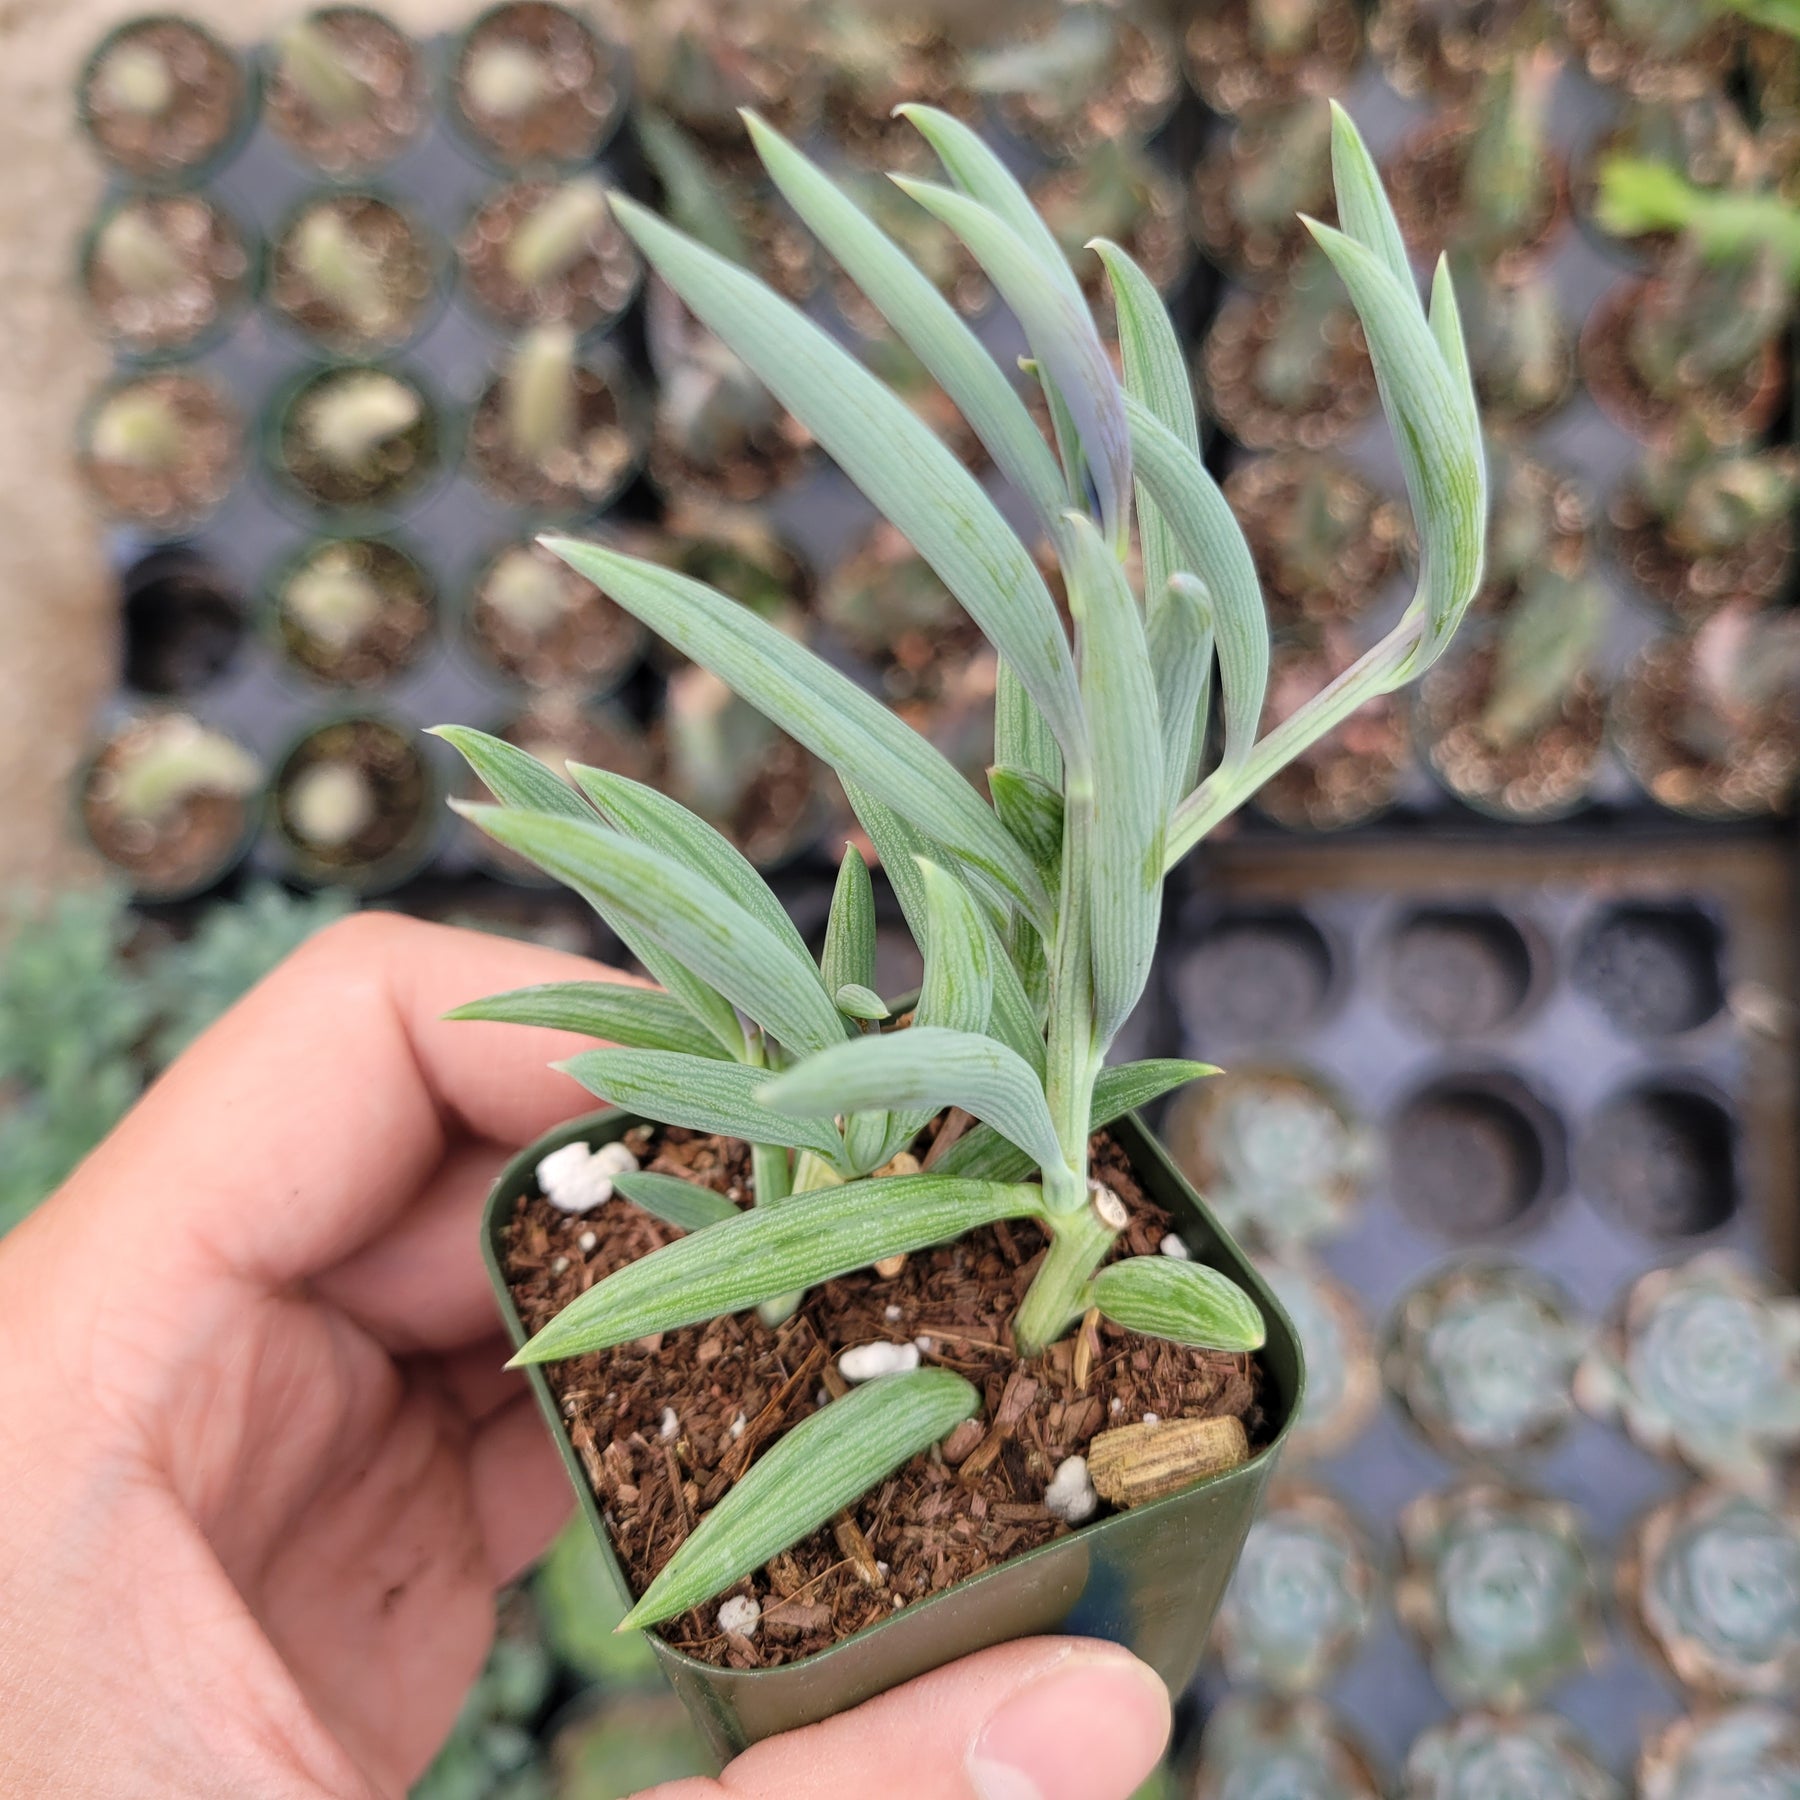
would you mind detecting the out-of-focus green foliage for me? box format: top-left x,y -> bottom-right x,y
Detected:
412,1597 -> 557,1800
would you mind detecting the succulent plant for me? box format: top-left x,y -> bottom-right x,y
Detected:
1369,0 -> 1554,105
1596,158 -> 1800,281
1166,1069 -> 1369,1250
105,713 -> 262,834
1031,141 -> 1188,306
1386,1261 -> 1587,1460
0,1059 -> 142,1237
1253,1253 -> 1380,1460
1478,570 -> 1608,753
1626,1483 -> 1800,1698
1475,448 -> 1593,614
1402,1712 -> 1623,1800
1576,1254 -> 1800,1497
1682,606 -> 1800,760
1633,443 -> 1799,566
437,99 -> 1485,1629
1638,1703 -> 1800,1800
1397,1484 -> 1603,1709
1460,266 -> 1574,428
1195,1695 -> 1385,1800
1215,1486 -> 1383,1692
1190,102 -> 1337,284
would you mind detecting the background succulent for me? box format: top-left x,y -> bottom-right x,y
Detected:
1402,1711 -> 1623,1800
1638,1703 -> 1800,1800
1194,1695 -> 1385,1800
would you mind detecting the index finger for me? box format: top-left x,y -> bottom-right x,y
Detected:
74,912 -> 622,1287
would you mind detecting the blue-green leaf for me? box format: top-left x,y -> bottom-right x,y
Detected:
895,177 -> 1131,553
567,765 -> 813,970
511,1173 -> 1046,1362
558,1049 -> 846,1163
834,982 -> 889,1021
1064,513 -> 1163,1045
914,860 -> 992,1039
542,539 -> 1050,928
457,806 -> 845,1059
620,1370 -> 980,1628
604,193 -> 1087,771
742,112 -> 1066,536
988,766 -> 1064,876
612,1169 -> 741,1233
1091,1256 -> 1266,1352
434,729 -> 743,1059
445,981 -> 725,1060
1327,100 -> 1412,290
1147,574 -> 1216,817
822,844 -> 878,1003
763,1026 -> 1061,1174
1122,398 -> 1268,776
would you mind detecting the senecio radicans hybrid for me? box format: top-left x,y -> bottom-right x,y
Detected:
436,100 -> 1488,1628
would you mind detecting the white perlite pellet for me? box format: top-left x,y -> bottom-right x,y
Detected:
535,1139 -> 639,1213
659,1407 -> 679,1441
717,1595 -> 760,1639
883,1304 -> 903,1323
1143,1412 -> 1160,1426
729,1413 -> 747,1439
577,1230 -> 598,1253
1159,1233 -> 1191,1260
839,1341 -> 922,1382
1044,1455 -> 1098,1525
1090,1180 -> 1129,1231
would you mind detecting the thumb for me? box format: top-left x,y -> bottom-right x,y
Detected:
641,1637 -> 1170,1800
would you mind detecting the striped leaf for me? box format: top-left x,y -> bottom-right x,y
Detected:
1091,1255 -> 1266,1352
914,860 -> 992,1039
1147,574 -> 1216,817
896,177 -> 1131,554
1122,398 -> 1268,776
763,1026 -> 1062,1175
842,780 -> 933,948
457,806 -> 845,1059
822,845 -> 878,1004
988,766 -> 1063,877
567,765 -> 813,970
743,112 -> 1066,536
445,981 -> 725,1060
511,1174 -> 1046,1363
558,1049 -> 847,1163
1327,100 -> 1413,290
612,1169 -> 741,1233
434,729 -> 743,1059
1065,514 -> 1163,1044
604,193 -> 1087,771
1303,220 -> 1485,666
542,539 -> 1049,929
620,1370 -> 980,1628
834,982 -> 889,1021
934,1058 -> 1220,1181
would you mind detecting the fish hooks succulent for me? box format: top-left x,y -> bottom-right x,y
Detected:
437,98 -> 1487,1631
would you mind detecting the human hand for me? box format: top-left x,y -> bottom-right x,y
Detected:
0,914 -> 1171,1799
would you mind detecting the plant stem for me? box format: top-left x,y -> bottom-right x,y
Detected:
1040,767 -> 1096,1215
1012,1204 -> 1116,1355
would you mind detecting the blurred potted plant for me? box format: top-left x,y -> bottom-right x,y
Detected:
1561,0 -> 1737,102
1369,0 -> 1554,104
1251,1253 -> 1380,1460
1182,0 -> 1363,117
77,15 -> 252,184
263,7 -> 426,175
1032,141 -> 1190,309
268,362 -> 443,518
464,533 -> 646,695
80,191 -> 253,359
268,189 -> 442,355
1189,102 -> 1337,285
1195,1697 -> 1384,1800
268,532 -> 436,690
1402,1713 -> 1622,1800
458,174 -> 641,336
1459,264 -> 1575,430
79,369 -> 241,533
1416,569 -> 1610,822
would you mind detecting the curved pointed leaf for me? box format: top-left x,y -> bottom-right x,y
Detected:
611,1169 -> 741,1233
431,725 -> 594,819
567,765 -> 813,970
763,1026 -> 1061,1174
1091,1256 -> 1266,1352
1064,513 -> 1164,1044
1149,573 -> 1216,817
1122,398 -> 1268,776
557,1049 -> 847,1163
988,766 -> 1063,876
895,177 -> 1131,553
822,845 -> 877,1001
542,539 -> 1050,929
620,1370 -> 980,1629
446,981 -> 725,1060
834,982 -> 889,1021
511,1173 -> 1046,1362
743,112 -> 1066,534
605,193 -> 1086,770
458,805 -> 844,1059
1327,100 -> 1412,289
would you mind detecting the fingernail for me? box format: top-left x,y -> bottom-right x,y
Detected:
967,1651 -> 1170,1800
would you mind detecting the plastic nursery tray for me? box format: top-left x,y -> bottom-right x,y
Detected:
1184,55 -> 1798,839
1159,831 -> 1799,1775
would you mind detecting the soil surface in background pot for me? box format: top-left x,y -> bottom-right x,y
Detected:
459,177 -> 640,334
275,538 -> 435,686
452,2 -> 622,167
270,194 -> 437,354
266,9 -> 426,174
81,18 -> 245,179
82,372 -> 241,531
1181,0 -> 1362,116
1608,489 -> 1794,624
85,195 -> 251,357
467,363 -> 642,511
274,716 -> 429,875
1385,115 -> 1567,279
501,1125 -> 1269,1671
468,539 -> 644,689
1202,293 -> 1376,453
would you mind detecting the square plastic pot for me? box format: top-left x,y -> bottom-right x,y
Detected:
482,1106 -> 1303,1768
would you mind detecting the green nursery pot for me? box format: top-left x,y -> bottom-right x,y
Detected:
481,1106 -> 1303,1769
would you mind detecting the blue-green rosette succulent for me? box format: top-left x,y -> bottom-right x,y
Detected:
1638,1704 -> 1800,1800
1387,1260 -> 1587,1461
1398,1483 -> 1605,1710
1626,1484 -> 1800,1699
1576,1255 -> 1800,1500
1215,1485 -> 1384,1693
1256,1253 -> 1380,1461
1402,1711 -> 1622,1800
1195,1696 -> 1385,1800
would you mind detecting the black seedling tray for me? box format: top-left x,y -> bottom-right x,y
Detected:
1160,830 -> 1799,1776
